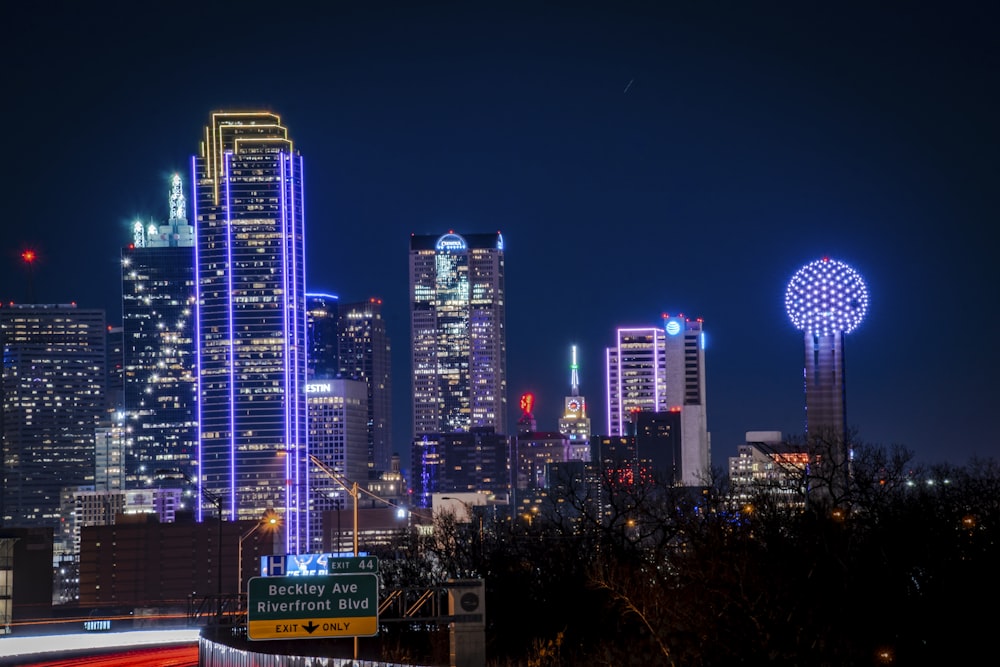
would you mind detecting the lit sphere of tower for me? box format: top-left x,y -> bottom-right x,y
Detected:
785,257 -> 869,336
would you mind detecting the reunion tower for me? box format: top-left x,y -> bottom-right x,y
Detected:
785,257 -> 869,442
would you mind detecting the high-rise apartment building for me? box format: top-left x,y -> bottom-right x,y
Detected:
192,111 -> 309,552
606,327 -> 668,437
0,304 -> 106,552
409,231 -> 507,437
662,315 -> 710,485
121,174 -> 197,487
337,298 -> 392,475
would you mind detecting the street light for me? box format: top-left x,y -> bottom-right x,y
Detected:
155,469 -> 224,620
238,511 -> 280,595
309,455 -> 359,557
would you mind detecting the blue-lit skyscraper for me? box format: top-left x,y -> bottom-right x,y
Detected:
192,111 -> 309,552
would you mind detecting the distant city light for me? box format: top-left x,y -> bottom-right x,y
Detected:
785,257 -> 869,336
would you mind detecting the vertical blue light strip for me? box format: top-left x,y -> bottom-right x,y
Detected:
616,331 -> 624,435
654,328 -> 662,412
279,153 -> 293,552
297,154 -> 308,551
224,151 -> 236,521
606,342 -> 614,436
191,155 -> 203,524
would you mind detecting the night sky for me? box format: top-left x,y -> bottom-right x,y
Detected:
3,2 -> 997,470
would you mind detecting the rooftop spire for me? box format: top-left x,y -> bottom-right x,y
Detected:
169,173 -> 186,222
570,345 -> 579,397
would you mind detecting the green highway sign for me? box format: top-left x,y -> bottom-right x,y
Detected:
248,574 -> 379,640
329,555 -> 379,574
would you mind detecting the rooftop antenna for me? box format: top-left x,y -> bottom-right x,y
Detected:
570,345 -> 580,397
133,220 -> 146,248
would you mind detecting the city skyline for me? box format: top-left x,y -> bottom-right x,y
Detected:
2,2 -> 996,469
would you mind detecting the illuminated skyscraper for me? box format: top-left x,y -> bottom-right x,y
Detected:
121,174 -> 197,488
306,293 -> 339,379
305,378 -> 368,551
606,327 -> 667,437
337,298 -> 392,475
192,111 -> 309,552
662,315 -> 710,485
785,257 -> 869,440
558,345 -> 591,457
606,318 -> 710,485
0,304 -> 106,553
409,232 -> 507,437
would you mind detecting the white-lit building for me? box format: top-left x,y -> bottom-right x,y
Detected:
662,315 -> 710,486
728,431 -> 807,509
306,378 -> 369,551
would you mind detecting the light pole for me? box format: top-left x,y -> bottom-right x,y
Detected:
238,512 -> 280,595
309,455 -> 362,660
309,455 -> 359,557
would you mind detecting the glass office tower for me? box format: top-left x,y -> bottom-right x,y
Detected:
0,304 -> 106,554
409,231 -> 507,437
121,174 -> 197,488
192,111 -> 309,553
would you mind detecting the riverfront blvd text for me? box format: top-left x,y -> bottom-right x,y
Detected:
256,581 -> 370,613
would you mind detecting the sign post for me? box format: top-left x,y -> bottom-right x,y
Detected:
247,574 -> 379,641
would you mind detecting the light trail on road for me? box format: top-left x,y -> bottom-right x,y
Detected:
0,629 -> 199,665
11,644 -> 198,667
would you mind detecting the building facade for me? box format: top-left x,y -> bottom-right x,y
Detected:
557,345 -> 591,454
606,327 -> 668,437
337,298 -> 392,476
409,232 -> 507,437
0,304 -> 106,554
411,428 -> 509,508
662,315 -> 710,485
306,378 -> 369,551
192,111 -> 310,552
306,292 -> 339,380
121,174 -> 197,488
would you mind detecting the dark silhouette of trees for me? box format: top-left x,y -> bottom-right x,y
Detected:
375,441 -> 998,665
